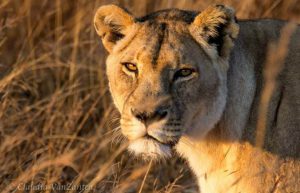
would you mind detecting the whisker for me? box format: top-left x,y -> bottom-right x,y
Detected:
120,114 -> 134,120
164,128 -> 182,132
120,117 -> 132,121
121,123 -> 137,127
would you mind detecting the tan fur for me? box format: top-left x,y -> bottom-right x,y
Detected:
189,5 -> 239,60
94,4 -> 300,193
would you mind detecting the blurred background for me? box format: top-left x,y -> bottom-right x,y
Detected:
0,0 -> 299,192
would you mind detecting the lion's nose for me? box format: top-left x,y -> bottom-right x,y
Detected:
131,107 -> 168,127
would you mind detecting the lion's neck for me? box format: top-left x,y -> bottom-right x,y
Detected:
176,137 -> 240,193
176,135 -> 284,193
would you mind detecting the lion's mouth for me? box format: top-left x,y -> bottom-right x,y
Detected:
128,135 -> 175,158
144,134 -> 165,144
144,134 -> 178,147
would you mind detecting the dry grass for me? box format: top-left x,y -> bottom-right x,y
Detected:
0,0 -> 299,192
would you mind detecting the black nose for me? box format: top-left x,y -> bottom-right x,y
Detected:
131,107 -> 168,127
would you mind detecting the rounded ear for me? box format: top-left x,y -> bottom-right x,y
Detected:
189,5 -> 239,59
94,5 -> 134,52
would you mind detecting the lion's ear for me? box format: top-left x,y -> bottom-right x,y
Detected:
189,5 -> 239,59
94,5 -> 134,52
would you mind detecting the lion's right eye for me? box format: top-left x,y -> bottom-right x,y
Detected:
122,62 -> 138,73
173,68 -> 196,81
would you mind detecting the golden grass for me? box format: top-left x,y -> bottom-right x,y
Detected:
0,0 -> 299,192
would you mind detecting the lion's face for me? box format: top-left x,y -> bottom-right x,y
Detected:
94,5 -> 239,158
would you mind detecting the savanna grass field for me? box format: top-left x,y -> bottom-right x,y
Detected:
0,0 -> 299,192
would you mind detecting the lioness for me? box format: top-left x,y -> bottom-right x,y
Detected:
94,4 -> 300,193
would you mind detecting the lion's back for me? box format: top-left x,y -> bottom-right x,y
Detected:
270,25 -> 300,158
238,20 -> 300,158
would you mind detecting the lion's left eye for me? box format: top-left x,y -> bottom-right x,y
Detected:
122,62 -> 138,73
173,68 -> 195,80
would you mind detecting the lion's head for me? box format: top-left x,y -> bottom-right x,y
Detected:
94,5 -> 239,158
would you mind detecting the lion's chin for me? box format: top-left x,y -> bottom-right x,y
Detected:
128,138 -> 172,159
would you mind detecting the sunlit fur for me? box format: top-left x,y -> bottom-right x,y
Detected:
95,4 -> 300,193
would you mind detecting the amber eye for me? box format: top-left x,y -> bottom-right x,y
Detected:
173,68 -> 195,80
122,62 -> 138,73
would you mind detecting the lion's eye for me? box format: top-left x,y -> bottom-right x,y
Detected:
173,68 -> 195,80
122,62 -> 138,73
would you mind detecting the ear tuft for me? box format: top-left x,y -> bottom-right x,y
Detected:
94,5 -> 134,52
189,5 -> 239,59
